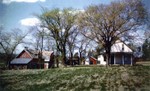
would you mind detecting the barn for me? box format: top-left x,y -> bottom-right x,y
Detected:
10,48 -> 54,69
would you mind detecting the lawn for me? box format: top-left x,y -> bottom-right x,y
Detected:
0,66 -> 150,91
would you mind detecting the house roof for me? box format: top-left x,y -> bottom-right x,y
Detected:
16,49 -> 39,59
25,49 -> 39,58
26,49 -> 54,61
111,40 -> 133,53
10,58 -> 32,64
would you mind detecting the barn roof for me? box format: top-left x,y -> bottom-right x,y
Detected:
10,58 -> 32,64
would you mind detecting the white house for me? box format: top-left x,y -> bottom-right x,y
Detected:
98,40 -> 134,65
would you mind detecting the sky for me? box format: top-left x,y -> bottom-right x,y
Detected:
0,0 -> 112,53
0,0 -> 149,32
0,0 -> 150,53
0,0 -> 112,31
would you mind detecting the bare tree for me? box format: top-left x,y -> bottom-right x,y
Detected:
31,27 -> 45,51
44,35 -> 55,51
0,28 -> 28,67
78,0 -> 148,66
31,26 -> 47,68
66,27 -> 79,65
38,8 -> 78,66
76,35 -> 91,65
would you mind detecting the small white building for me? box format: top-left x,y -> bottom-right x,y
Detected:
98,40 -> 134,65
43,51 -> 54,69
85,58 -> 90,65
97,55 -> 106,65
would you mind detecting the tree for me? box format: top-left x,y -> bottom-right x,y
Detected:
76,35 -> 91,64
95,44 -> 103,57
31,27 -> 45,52
38,8 -> 78,66
66,27 -> 79,65
0,28 -> 28,67
143,38 -> 150,61
78,0 -> 148,66
31,26 -> 48,68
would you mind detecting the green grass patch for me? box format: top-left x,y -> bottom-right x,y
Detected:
0,66 -> 150,91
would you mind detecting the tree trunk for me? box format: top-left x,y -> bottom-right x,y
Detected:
40,32 -> 44,69
6,54 -> 13,69
105,44 -> 111,67
6,56 -> 11,69
62,55 -> 66,66
79,51 -> 82,65
105,53 -> 110,66
70,52 -> 73,66
62,46 -> 66,66
56,57 -> 59,68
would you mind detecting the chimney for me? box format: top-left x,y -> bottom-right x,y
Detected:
24,47 -> 28,50
35,48 -> 38,51
122,44 -> 124,51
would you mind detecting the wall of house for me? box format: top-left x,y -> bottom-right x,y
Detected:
85,58 -> 90,65
124,54 -> 132,64
111,41 -> 133,53
48,54 -> 54,68
114,54 -> 122,64
44,63 -> 49,69
28,59 -> 44,69
90,57 -> 97,65
17,51 -> 31,58
114,53 -> 132,64
97,55 -> 106,65
10,64 -> 27,69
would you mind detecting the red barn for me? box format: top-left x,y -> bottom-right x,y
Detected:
10,48 -> 53,69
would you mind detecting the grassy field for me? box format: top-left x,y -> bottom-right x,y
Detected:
0,66 -> 150,91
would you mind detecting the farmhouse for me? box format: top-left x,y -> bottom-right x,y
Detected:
97,40 -> 134,65
10,48 -> 54,69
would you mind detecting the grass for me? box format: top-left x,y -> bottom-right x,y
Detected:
0,66 -> 150,91
136,61 -> 150,66
0,60 -> 5,69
